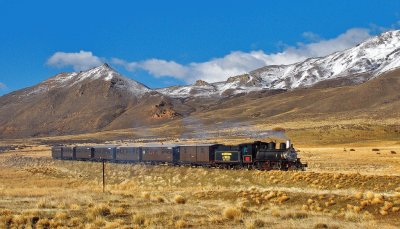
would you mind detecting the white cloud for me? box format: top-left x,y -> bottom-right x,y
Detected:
47,28 -> 373,84
0,82 -> 6,89
112,28 -> 372,83
112,58 -> 188,79
47,50 -> 103,71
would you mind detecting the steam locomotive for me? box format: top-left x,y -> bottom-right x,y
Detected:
51,140 -> 307,171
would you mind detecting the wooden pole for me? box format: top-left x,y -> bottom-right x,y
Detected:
102,159 -> 105,193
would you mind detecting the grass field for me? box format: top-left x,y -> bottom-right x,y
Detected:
0,137 -> 399,228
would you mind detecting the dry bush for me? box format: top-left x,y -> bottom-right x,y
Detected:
93,216 -> 106,227
54,211 -> 68,220
69,217 -> 82,227
1,209 -> 13,216
366,191 -> 374,200
0,215 -> 13,228
277,195 -> 290,203
354,191 -> 363,199
155,195 -> 165,203
349,149 -> 356,151
245,219 -> 265,229
391,151 -> 397,154
12,215 -> 28,226
36,218 -> 50,228
87,204 -> 111,220
174,195 -> 186,204
372,148 -> 380,152
132,214 -> 146,225
223,207 -> 241,220
314,223 -> 329,229
280,211 -> 308,219
141,192 -> 151,200
104,221 -> 122,229
111,207 -> 127,216
69,204 -> 81,210
36,198 -> 51,208
175,219 -> 187,228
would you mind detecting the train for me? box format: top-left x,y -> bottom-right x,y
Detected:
51,140 -> 307,171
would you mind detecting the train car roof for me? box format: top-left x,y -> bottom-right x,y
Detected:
141,144 -> 177,148
92,145 -> 118,148
178,144 -> 220,147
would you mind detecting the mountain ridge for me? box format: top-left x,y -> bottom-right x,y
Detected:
157,30 -> 400,98
1,30 -> 400,138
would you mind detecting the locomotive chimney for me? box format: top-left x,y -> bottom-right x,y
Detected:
286,140 -> 291,149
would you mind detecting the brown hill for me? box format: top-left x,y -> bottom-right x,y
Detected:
189,68 -> 400,124
0,65 -> 399,139
0,64 -> 187,138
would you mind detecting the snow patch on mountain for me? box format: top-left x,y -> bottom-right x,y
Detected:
23,64 -> 150,97
157,30 -> 400,98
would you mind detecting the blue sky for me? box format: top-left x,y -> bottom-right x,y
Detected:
1,0 -> 400,95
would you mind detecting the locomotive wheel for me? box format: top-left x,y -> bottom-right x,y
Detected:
288,165 -> 297,171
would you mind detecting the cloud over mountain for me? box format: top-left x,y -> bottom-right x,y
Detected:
47,28 -> 372,83
47,50 -> 104,71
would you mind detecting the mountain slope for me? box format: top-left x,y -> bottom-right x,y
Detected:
158,30 -> 400,98
0,64 -> 182,138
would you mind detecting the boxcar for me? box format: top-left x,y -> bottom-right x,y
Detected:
92,146 -> 117,161
61,146 -> 75,160
178,144 -> 219,164
75,146 -> 93,160
116,146 -> 141,162
214,145 -> 241,164
141,145 -> 178,163
51,146 -> 63,159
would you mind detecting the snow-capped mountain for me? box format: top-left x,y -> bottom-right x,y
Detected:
157,30 -> 400,98
22,63 -> 150,98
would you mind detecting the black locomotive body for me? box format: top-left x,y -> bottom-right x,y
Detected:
52,141 -> 307,171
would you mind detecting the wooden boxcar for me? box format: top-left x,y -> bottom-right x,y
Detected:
75,146 -> 93,160
141,145 -> 178,163
51,146 -> 63,159
116,146 -> 141,162
61,146 -> 75,160
178,144 -> 219,165
92,146 -> 117,161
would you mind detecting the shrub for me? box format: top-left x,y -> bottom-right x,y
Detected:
223,207 -> 241,220
133,214 -> 146,225
87,204 -> 111,220
174,195 -> 186,204
54,212 -> 68,220
155,196 -> 165,203
245,219 -> 265,229
69,204 -> 80,210
175,219 -> 187,228
372,148 -> 380,151
111,207 -> 126,216
36,218 -> 50,228
314,223 -> 328,229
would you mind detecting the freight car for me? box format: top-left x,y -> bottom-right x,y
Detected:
177,144 -> 220,166
51,141 -> 307,171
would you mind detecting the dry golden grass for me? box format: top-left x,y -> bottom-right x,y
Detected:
0,138 -> 399,228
